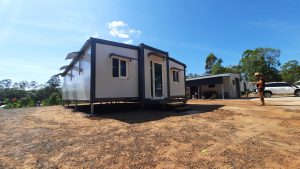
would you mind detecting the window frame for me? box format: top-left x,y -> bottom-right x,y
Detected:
120,60 -> 127,78
281,83 -> 290,87
172,70 -> 179,83
111,56 -> 128,79
112,57 -> 119,78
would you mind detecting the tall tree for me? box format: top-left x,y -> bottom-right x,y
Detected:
280,60 -> 300,84
186,73 -> 201,79
239,48 -> 281,81
205,53 -> 217,74
211,58 -> 226,75
18,81 -> 29,90
0,79 -> 12,89
29,81 -> 39,90
12,83 -> 19,89
46,75 -> 61,89
211,59 -> 242,75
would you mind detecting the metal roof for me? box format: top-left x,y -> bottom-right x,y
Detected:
186,73 -> 235,81
186,76 -> 224,86
59,37 -> 186,76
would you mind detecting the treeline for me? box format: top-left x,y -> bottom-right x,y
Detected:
0,75 -> 62,109
187,48 -> 300,83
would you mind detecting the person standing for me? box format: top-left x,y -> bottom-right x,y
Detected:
254,72 -> 265,106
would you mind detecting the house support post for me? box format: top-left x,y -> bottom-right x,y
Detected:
74,101 -> 78,111
197,85 -> 200,99
222,84 -> 224,100
199,85 -> 202,99
140,101 -> 144,110
90,103 -> 94,114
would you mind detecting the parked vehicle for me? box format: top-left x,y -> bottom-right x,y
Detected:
0,105 -> 6,109
262,82 -> 300,97
294,80 -> 300,88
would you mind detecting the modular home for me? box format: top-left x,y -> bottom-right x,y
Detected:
60,38 -> 186,113
186,73 -> 241,99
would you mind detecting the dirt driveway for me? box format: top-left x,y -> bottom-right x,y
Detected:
0,97 -> 299,168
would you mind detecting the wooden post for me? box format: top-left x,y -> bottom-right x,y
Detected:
90,103 -> 94,114
75,101 -> 78,111
199,85 -> 202,99
222,84 -> 224,100
197,85 -> 200,99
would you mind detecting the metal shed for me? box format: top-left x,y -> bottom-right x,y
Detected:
186,73 -> 241,99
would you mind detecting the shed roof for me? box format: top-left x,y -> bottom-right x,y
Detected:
186,73 -> 239,86
186,73 -> 234,81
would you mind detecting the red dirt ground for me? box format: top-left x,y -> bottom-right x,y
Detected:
0,97 -> 299,168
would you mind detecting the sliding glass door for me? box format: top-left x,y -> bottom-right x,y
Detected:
150,62 -> 163,98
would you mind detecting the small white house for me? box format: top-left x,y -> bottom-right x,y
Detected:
60,38 -> 186,113
186,73 -> 241,99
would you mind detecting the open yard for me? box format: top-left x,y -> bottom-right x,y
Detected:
0,97 -> 300,168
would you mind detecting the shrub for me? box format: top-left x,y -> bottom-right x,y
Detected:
42,92 -> 62,106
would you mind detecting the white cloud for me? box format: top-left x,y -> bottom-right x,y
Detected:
107,20 -> 141,43
110,28 -> 130,38
108,21 -> 127,29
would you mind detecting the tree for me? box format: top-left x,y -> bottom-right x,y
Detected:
211,58 -> 226,75
18,81 -> 29,90
186,73 -> 201,79
239,48 -> 281,81
0,79 -> 12,89
46,75 -> 61,89
0,76 -> 62,109
205,53 -> 217,74
280,60 -> 300,84
29,81 -> 39,90
42,92 -> 62,106
12,83 -> 20,89
211,59 -> 242,75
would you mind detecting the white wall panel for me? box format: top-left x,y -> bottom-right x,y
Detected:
95,44 -> 139,98
169,60 -> 185,96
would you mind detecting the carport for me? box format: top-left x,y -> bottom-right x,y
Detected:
186,75 -> 225,99
186,73 -> 241,99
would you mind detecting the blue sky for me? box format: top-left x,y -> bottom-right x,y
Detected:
1,0 -> 300,83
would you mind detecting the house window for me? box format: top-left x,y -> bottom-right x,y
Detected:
112,57 -> 128,78
112,58 -> 119,77
208,84 -> 215,88
120,60 -> 127,77
173,71 -> 179,82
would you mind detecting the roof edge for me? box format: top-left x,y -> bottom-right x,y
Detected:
186,73 -> 239,81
